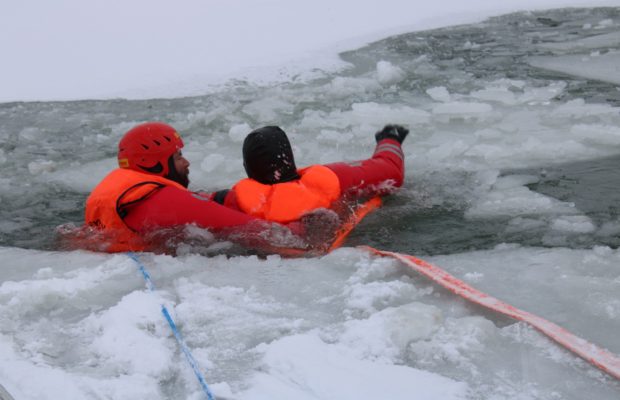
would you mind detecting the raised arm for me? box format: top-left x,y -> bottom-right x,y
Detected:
325,125 -> 409,198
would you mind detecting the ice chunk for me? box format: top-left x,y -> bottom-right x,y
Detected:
409,316 -> 498,373
242,97 -> 295,121
200,153 -> 226,173
536,31 -> 620,52
426,86 -> 451,102
463,41 -> 480,50
529,52 -> 620,85
598,220 -> 620,237
552,98 -> 617,118
328,76 -> 382,99
317,129 -> 354,143
466,175 -> 577,219
18,127 -> 44,142
340,302 -> 443,360
432,101 -> 493,115
44,158 -> 117,192
240,332 -> 467,400
27,159 -> 56,175
344,280 -> 426,315
550,215 -> 596,234
376,60 -> 405,85
596,19 -> 614,29
517,81 -> 566,103
228,123 -> 252,143
570,124 -> 620,147
470,87 -> 516,105
505,217 -> 547,234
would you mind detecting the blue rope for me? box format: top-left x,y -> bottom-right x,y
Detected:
127,252 -> 216,400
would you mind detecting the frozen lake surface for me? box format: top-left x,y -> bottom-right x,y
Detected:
1,6 -> 620,400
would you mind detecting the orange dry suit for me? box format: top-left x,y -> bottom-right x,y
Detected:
84,168 -> 187,252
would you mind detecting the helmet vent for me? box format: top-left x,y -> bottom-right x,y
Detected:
141,144 -> 149,150
153,139 -> 161,146
163,136 -> 172,142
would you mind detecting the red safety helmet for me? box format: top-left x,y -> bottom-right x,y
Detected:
117,122 -> 184,177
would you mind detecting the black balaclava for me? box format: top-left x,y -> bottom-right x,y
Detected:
242,126 -> 300,184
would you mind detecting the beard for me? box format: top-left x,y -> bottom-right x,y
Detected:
166,158 -> 190,188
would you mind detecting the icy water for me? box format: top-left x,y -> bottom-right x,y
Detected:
1,7 -> 620,400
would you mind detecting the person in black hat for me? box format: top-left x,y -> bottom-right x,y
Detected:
213,125 -> 408,229
242,126 -> 301,184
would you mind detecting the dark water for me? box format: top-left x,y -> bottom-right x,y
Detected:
348,155 -> 620,255
1,7 -> 619,255
340,7 -> 620,106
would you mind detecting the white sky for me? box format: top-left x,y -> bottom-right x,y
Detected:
1,0 -> 619,102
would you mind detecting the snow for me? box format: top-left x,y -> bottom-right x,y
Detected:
3,243 -> 620,399
238,331 -> 468,400
528,21 -> 620,84
2,1 -> 620,400
0,0 -> 617,102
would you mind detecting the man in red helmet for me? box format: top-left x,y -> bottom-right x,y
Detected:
84,122 -> 314,253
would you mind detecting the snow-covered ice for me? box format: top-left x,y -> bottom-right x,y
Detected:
1,2 -> 620,400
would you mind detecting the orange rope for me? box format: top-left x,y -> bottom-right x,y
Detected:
362,246 -> 620,381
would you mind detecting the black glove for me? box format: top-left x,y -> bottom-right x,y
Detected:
374,124 -> 409,144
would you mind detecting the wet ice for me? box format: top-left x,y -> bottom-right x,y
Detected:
2,5 -> 620,400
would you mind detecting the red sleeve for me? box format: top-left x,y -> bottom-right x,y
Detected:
124,186 -> 304,239
325,138 -> 405,198
124,186 -> 261,231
